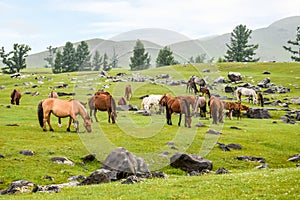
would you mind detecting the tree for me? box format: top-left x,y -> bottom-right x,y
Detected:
62,42 -> 77,72
102,53 -> 111,71
130,39 -> 151,70
195,53 -> 207,63
53,50 -> 63,73
156,46 -> 176,67
283,26 -> 300,62
76,41 -> 91,71
0,43 -> 31,73
225,24 -> 259,62
44,46 -> 57,68
110,48 -> 119,68
92,50 -> 102,71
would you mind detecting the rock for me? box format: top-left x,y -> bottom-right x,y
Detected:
257,78 -> 270,88
287,154 -> 300,162
121,175 -> 142,184
33,181 -> 78,193
80,169 -> 117,185
195,122 -> 206,127
19,150 -> 34,156
226,143 -> 242,150
101,147 -> 150,179
247,108 -> 271,119
225,85 -> 235,93
215,167 -> 229,174
50,157 -> 74,166
236,156 -> 265,163
216,142 -> 230,151
170,152 -> 213,173
0,154 -> 4,158
255,163 -> 270,169
0,180 -> 34,195
81,154 -> 96,162
68,175 -> 86,182
206,129 -> 222,135
228,72 -> 242,82
262,71 -> 271,74
43,175 -> 54,181
151,171 -> 168,179
230,126 -> 242,130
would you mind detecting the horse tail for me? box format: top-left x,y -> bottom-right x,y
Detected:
181,99 -> 190,117
37,101 -> 44,127
110,95 -> 117,117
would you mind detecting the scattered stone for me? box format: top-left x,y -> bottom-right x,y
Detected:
81,154 -> 96,162
5,105 -> 11,108
0,154 -> 4,158
43,175 -> 54,181
247,108 -> 271,119
236,156 -> 265,163
230,126 -> 241,130
280,116 -> 296,124
151,171 -> 168,179
19,150 -> 34,156
202,69 -> 210,73
32,181 -> 78,193
50,157 -> 74,166
206,129 -> 222,135
68,175 -> 86,182
226,143 -> 242,150
195,122 -> 206,127
216,142 -> 230,151
170,152 -> 212,173
225,85 -> 235,93
215,167 -> 229,174
80,169 -> 117,185
121,175 -> 142,184
287,154 -> 300,162
0,180 -> 34,195
228,72 -> 242,82
257,78 -> 271,88
0,85 -> 5,89
255,163 -> 270,169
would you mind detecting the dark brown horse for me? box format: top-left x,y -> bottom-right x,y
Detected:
37,98 -> 92,132
200,87 -> 211,99
186,80 -> 199,94
11,89 -> 22,105
125,84 -> 132,101
257,92 -> 264,107
209,96 -> 224,124
223,101 -> 241,120
94,91 -> 117,123
159,94 -> 192,128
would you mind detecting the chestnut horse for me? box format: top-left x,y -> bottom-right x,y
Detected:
223,101 -> 242,120
93,91 -> 117,123
209,96 -> 224,124
159,94 -> 192,128
11,89 -> 22,105
37,98 -> 92,133
192,96 -> 207,117
257,92 -> 264,107
125,84 -> 132,101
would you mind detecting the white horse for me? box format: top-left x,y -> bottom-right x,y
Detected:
236,87 -> 257,104
141,94 -> 163,112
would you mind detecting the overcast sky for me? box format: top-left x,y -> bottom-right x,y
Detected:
1,0 -> 300,53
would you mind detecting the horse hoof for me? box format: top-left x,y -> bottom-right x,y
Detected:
50,129 -> 54,132
67,128 -> 70,132
43,129 -> 47,132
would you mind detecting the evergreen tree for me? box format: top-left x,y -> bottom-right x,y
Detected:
110,48 -> 119,68
44,46 -> 57,68
156,46 -> 176,67
225,24 -> 259,62
0,43 -> 31,73
92,50 -> 102,71
102,53 -> 111,71
195,53 -> 207,63
76,41 -> 91,71
62,41 -> 76,72
130,39 -> 151,70
53,50 -> 63,73
189,56 -> 194,63
283,26 -> 300,62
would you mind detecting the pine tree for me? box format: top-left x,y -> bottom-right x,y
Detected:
283,26 -> 300,62
53,50 -> 63,74
92,50 -> 102,71
44,46 -> 57,68
76,41 -> 91,71
225,24 -> 259,62
156,46 -> 176,67
130,39 -> 151,70
110,48 -> 119,68
102,53 -> 111,71
62,42 -> 76,72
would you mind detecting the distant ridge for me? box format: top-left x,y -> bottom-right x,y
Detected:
20,15 -> 300,68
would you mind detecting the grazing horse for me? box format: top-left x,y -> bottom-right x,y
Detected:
257,92 -> 264,107
186,80 -> 199,94
118,96 -> 127,105
11,89 -> 22,105
125,84 -> 132,101
192,96 -> 207,117
200,87 -> 211,99
48,91 -> 58,98
159,94 -> 192,128
236,87 -> 257,104
93,91 -> 117,123
37,98 -> 92,133
209,96 -> 224,124
141,94 -> 163,113
222,101 -> 242,120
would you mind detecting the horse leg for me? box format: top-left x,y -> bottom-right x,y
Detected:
178,113 -> 181,127
67,117 -> 72,132
16,98 -> 20,105
108,110 -> 111,123
58,118 -> 62,127
93,109 -> 99,122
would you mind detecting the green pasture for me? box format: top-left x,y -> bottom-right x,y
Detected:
0,62 -> 299,199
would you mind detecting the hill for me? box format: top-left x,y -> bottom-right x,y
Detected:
12,15 -> 300,68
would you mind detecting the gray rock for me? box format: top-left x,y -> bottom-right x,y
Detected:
50,157 -> 74,166
247,108 -> 271,119
80,169 -> 117,185
0,180 -> 34,195
19,150 -> 34,156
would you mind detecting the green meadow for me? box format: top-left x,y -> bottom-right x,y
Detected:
0,62 -> 299,199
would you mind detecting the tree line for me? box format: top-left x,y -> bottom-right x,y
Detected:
1,25 -> 300,74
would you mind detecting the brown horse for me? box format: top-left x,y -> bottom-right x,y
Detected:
193,96 -> 207,117
11,89 -> 22,105
177,95 -> 197,111
37,98 -> 92,133
118,96 -> 127,105
94,91 -> 117,123
200,87 -> 211,99
48,91 -> 58,98
125,84 -> 132,101
209,96 -> 224,124
257,92 -> 264,107
223,101 -> 242,120
159,94 -> 192,128
186,80 -> 199,94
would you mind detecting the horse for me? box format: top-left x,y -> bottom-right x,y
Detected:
200,87 -> 211,99
186,80 -> 199,94
11,89 -> 22,105
141,94 -> 163,113
93,91 -> 117,123
257,92 -> 264,107
222,101 -> 242,120
118,96 -> 127,105
125,84 -> 132,101
48,91 -> 58,98
159,94 -> 192,128
192,76 -> 206,88
209,96 -> 224,124
37,98 -> 92,133
192,96 -> 207,117
236,87 -> 257,104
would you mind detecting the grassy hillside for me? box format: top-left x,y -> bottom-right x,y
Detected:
0,62 -> 299,199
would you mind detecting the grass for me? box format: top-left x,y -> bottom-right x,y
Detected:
0,62 -> 299,199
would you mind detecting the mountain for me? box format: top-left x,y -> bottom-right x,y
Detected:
19,16 -> 300,68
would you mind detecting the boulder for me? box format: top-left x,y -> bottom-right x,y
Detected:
50,157 -> 74,166
247,108 -> 271,119
19,150 -> 35,156
170,152 -> 212,173
80,169 -> 117,185
236,156 -> 265,163
224,85 -> 235,93
228,72 -> 242,82
101,147 -> 150,179
257,78 -> 270,88
0,180 -> 34,195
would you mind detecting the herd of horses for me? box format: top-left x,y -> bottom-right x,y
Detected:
9,75 -> 264,132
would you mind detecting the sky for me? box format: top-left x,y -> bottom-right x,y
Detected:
1,0 -> 300,53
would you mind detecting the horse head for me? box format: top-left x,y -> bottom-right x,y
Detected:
84,116 -> 92,133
